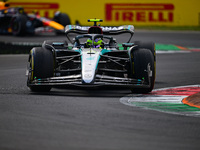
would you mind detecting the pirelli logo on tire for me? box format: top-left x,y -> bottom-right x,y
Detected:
105,3 -> 174,24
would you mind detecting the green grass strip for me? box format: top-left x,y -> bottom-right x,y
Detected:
131,102 -> 200,112
155,44 -> 181,51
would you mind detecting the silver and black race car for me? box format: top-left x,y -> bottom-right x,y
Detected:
26,19 -> 156,93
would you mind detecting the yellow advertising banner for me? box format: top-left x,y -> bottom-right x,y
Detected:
9,0 -> 200,26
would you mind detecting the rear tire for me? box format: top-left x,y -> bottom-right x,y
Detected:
53,12 -> 71,26
130,48 -> 155,93
27,47 -> 54,92
53,12 -> 70,34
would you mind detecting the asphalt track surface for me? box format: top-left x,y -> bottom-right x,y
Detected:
1,31 -> 200,150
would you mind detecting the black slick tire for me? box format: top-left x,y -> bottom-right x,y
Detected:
130,48 -> 155,93
53,12 -> 71,34
27,47 -> 54,92
134,41 -> 156,61
53,12 -> 71,27
11,14 -> 27,36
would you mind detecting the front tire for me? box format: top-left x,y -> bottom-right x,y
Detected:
27,47 -> 54,92
130,48 -> 155,93
134,41 -> 156,61
11,14 -> 27,36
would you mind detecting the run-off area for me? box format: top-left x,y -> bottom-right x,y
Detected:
120,85 -> 200,117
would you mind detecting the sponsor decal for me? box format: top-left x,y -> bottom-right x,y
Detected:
76,26 -> 89,30
102,26 -> 121,30
84,74 -> 92,78
75,26 -> 126,31
10,2 -> 59,18
120,85 -> 200,117
105,3 -> 174,23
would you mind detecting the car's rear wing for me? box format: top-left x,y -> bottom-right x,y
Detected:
65,25 -> 134,34
65,25 -> 134,43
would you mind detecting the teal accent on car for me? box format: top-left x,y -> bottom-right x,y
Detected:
86,56 -> 95,60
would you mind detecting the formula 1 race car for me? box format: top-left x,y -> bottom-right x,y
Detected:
0,0 -> 70,35
26,19 -> 156,93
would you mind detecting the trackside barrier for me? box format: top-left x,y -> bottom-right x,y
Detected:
0,42 -> 41,54
9,0 -> 200,26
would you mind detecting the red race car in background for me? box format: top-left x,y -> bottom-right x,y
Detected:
0,0 -> 70,36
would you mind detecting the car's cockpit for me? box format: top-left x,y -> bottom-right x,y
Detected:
73,34 -> 117,49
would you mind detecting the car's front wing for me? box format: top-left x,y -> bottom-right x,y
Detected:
28,74 -> 151,89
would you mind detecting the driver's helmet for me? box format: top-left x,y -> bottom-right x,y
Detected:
86,39 -> 92,47
94,38 -> 103,48
86,38 -> 103,48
